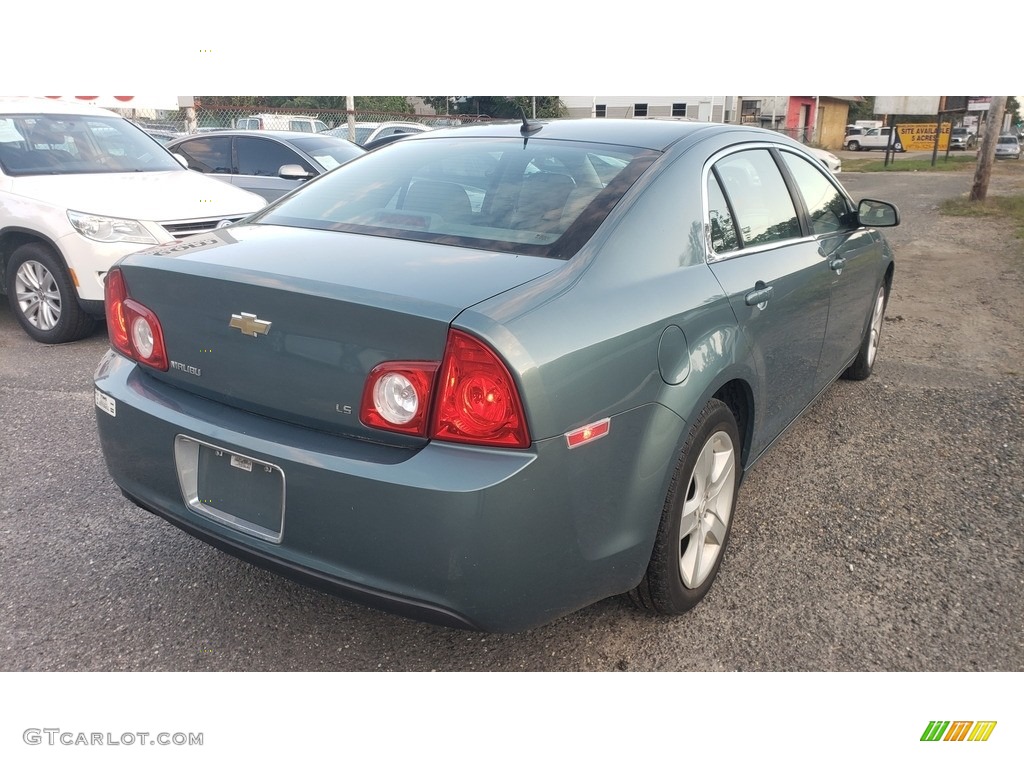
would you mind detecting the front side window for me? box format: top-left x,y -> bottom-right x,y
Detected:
256,137 -> 658,259
711,149 -> 800,249
780,151 -> 851,236
236,137 -> 312,176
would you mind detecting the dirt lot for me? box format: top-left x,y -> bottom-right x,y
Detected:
0,162 -> 1021,673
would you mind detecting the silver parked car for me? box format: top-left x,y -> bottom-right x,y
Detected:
166,130 -> 365,202
995,134 -> 1021,160
321,121 -> 431,146
949,126 -> 977,150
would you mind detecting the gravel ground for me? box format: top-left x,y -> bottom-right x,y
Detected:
0,165 -> 1021,672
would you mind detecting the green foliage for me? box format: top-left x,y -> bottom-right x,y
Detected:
847,98 -> 875,123
196,96 -> 412,113
419,96 -> 567,119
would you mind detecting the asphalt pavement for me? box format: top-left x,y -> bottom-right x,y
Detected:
0,169 -> 1021,672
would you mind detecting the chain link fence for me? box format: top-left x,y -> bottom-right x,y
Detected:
122,104 -> 490,140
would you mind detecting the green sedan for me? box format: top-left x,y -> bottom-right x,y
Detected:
94,118 -> 898,632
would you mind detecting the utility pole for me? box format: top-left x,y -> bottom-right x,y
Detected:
346,96 -> 356,143
970,96 -> 1007,202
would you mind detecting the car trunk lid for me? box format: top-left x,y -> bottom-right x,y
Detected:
116,224 -> 558,443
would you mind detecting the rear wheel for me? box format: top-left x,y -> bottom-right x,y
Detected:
5,242 -> 96,343
843,283 -> 887,381
629,399 -> 740,615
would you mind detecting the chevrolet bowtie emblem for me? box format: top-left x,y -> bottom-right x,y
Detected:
229,312 -> 272,337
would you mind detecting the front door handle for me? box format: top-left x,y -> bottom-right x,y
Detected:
830,256 -> 847,273
744,283 -> 773,308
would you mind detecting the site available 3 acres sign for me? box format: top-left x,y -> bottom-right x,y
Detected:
898,122 -> 951,151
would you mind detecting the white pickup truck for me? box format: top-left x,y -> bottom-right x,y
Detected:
844,126 -> 903,152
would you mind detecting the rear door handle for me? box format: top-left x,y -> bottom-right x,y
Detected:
744,284 -> 773,308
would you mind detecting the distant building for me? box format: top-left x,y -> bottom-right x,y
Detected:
561,96 -> 864,150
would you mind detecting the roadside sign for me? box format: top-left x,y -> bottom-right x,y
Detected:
897,123 -> 951,151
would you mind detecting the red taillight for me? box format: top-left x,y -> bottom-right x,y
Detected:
431,330 -> 530,448
360,330 -> 530,448
104,268 -> 168,371
105,268 -> 131,356
360,361 -> 438,436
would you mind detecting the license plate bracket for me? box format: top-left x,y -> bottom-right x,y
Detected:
174,436 -> 285,543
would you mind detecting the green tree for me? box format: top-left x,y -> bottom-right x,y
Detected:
420,96 -> 566,118
847,97 -> 875,123
196,96 -> 412,113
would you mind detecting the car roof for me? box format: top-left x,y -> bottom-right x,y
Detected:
353,121 -> 428,129
169,129 -> 358,142
407,118 -> 786,152
0,96 -> 121,117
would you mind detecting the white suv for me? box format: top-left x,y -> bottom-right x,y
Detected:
0,97 -> 267,343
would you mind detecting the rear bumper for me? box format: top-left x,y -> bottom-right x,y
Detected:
94,352 -> 665,632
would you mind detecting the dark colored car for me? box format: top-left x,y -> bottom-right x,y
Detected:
94,119 -> 899,632
166,130 -> 364,202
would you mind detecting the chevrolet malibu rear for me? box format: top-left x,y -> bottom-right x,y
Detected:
94,120 -> 898,631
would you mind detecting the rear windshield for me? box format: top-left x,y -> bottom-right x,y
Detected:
253,137 -> 658,259
0,114 -> 181,175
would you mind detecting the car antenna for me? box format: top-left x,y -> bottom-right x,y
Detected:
520,106 -> 542,147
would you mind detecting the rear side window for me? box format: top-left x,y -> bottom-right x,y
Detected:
711,149 -> 800,249
707,174 -> 739,254
174,136 -> 232,173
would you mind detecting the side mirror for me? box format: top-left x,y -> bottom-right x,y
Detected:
857,199 -> 900,227
278,164 -> 314,181
174,153 -> 189,168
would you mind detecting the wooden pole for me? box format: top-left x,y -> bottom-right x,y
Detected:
970,96 -> 1007,202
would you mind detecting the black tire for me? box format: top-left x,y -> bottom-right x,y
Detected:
843,282 -> 887,381
5,242 -> 97,343
845,140 -> 860,151
629,398 -> 741,615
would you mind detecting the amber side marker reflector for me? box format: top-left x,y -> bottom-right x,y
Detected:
565,418 -> 610,449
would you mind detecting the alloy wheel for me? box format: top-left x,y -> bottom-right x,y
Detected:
678,430 -> 737,588
866,286 -> 885,369
15,259 -> 62,331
